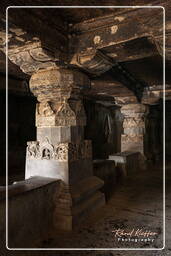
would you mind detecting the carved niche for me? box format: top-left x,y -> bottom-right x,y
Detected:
39,137 -> 54,160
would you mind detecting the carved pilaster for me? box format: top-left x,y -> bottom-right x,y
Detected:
121,104 -> 149,154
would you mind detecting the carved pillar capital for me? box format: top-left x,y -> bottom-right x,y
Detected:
121,104 -> 148,135
120,103 -> 149,154
29,68 -> 90,127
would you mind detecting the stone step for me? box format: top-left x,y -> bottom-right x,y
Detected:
72,191 -> 105,224
71,176 -> 104,204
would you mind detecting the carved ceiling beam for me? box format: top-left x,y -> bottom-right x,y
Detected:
89,79 -> 140,104
90,80 -> 134,97
6,42 -> 62,75
88,80 -> 170,105
69,5 -> 170,61
151,33 -> 171,60
142,84 -> 171,104
71,47 -> 147,102
70,50 -> 115,75
0,11 -> 68,75
102,37 -> 158,62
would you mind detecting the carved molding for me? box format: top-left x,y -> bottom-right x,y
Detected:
26,138 -> 92,161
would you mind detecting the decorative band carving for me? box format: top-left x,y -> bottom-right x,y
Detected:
26,138 -> 92,161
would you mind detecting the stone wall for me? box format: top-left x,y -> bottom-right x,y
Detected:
144,101 -> 163,162
0,92 -> 5,181
0,177 -> 63,250
0,91 -> 36,184
166,101 -> 171,161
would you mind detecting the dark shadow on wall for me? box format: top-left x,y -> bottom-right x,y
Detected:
0,91 -> 37,184
144,99 -> 163,163
166,100 -> 171,162
83,98 -> 123,159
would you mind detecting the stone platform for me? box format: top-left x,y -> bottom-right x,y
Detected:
54,176 -> 105,230
93,159 -> 117,198
109,151 -> 141,176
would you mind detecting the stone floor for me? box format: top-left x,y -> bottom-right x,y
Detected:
3,162 -> 171,256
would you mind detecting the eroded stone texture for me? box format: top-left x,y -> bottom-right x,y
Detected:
121,104 -> 149,154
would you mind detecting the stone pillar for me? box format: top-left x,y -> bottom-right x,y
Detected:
121,104 -> 148,155
113,105 -> 123,153
25,68 -> 105,230
145,104 -> 162,162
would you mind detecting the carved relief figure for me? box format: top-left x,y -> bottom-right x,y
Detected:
55,144 -> 68,161
27,141 -> 40,158
57,102 -> 75,118
37,102 -> 54,117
